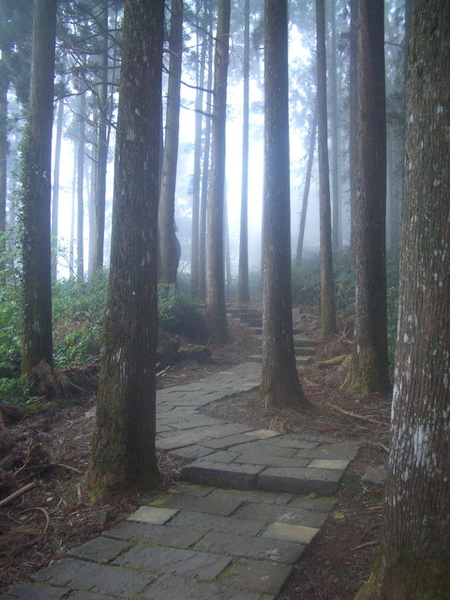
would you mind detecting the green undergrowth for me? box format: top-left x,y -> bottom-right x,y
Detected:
0,270 -> 207,405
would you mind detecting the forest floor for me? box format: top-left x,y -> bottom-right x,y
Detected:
0,310 -> 391,599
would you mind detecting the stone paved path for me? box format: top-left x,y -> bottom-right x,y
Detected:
1,361 -> 360,600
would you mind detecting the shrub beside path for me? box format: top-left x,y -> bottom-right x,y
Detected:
1,357 -> 360,600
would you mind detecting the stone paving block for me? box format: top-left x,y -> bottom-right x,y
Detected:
234,502 -> 329,528
168,444 -> 213,460
70,592 -> 117,600
262,522 -> 320,544
182,461 -> 264,490
201,450 -> 241,463
156,490 -> 244,516
127,506 -> 178,525
201,433 -> 263,450
307,458 -> 350,470
206,488 -> 293,506
219,558 -> 292,595
68,536 -> 130,563
0,585 -> 67,600
169,483 -> 216,496
234,454 -> 310,469
104,522 -> 204,548
296,441 -> 361,460
167,510 -> 265,536
116,544 -> 231,581
270,435 -> 323,450
170,415 -> 220,430
156,430 -> 211,450
258,466 -> 342,495
32,558 -> 152,598
140,574 -> 274,600
195,531 -> 303,564
289,496 -> 336,512
227,441 -> 295,458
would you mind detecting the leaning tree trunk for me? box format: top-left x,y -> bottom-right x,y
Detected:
158,0 -> 183,286
21,0 -> 56,375
261,0 -> 309,409
355,2 -> 450,597
205,0 -> 231,342
316,0 -> 337,337
87,0 -> 164,501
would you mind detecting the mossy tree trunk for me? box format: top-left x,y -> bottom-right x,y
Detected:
21,0 -> 56,375
261,0 -> 309,409
346,0 -> 391,393
355,1 -> 450,597
87,0 -> 164,501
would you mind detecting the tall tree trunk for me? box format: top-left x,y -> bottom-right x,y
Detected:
21,0 -> 56,374
261,0 -> 309,409
76,92 -> 86,281
69,142 -> 77,278
295,106 -> 317,268
316,0 -> 337,337
349,0 -> 357,266
51,98 -> 64,282
237,0 -> 250,304
355,2 -> 450,597
198,15 -> 214,303
92,3 -> 109,272
87,0 -> 164,501
329,0 -> 341,253
205,0 -> 230,342
190,0 -> 206,297
0,44 -> 10,239
88,105 -> 98,276
346,0 -> 390,393
158,0 -> 183,286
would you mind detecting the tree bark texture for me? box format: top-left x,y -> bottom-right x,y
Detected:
261,0 -> 308,409
347,0 -> 390,393
87,0 -> 164,500
316,0 -> 337,337
158,0 -> 183,285
355,2 -> 450,598
205,0 -> 230,342
21,0 -> 56,374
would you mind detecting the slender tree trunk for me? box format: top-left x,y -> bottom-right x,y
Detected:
198,16 -> 214,303
238,0 -> 250,304
51,98 -> 64,282
205,0 -> 231,342
316,0 -> 337,337
295,106 -> 317,268
87,0 -> 164,501
88,105 -> 98,276
158,0 -> 183,285
69,143 -> 76,278
21,0 -> 56,374
261,0 -> 309,409
76,92 -> 85,280
349,0 -> 357,266
0,45 -> 9,239
190,0 -> 205,297
329,0 -> 341,253
346,0 -> 390,393
355,3 -> 450,597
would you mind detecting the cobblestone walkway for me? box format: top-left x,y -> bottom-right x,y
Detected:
1,362 -> 360,600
